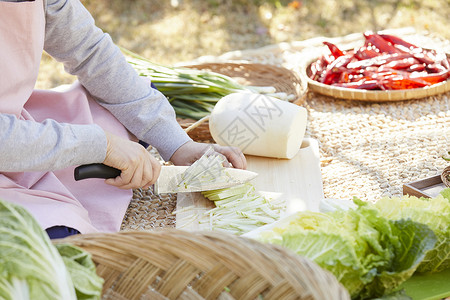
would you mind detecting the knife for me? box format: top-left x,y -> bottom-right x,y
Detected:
74,163 -> 258,194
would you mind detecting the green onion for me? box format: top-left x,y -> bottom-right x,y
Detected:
175,147 -> 237,191
121,47 -> 291,120
443,151 -> 450,161
173,151 -> 285,235
201,182 -> 284,235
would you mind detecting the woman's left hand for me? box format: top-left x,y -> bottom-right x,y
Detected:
170,141 -> 247,169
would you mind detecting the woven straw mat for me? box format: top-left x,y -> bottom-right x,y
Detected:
121,28 -> 450,231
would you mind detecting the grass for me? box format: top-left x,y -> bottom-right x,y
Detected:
37,0 -> 450,89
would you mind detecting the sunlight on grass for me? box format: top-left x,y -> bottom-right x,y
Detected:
36,0 -> 450,89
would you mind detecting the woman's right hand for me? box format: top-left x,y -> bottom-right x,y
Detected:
102,131 -> 161,189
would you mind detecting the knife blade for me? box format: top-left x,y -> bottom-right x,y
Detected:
74,163 -> 258,194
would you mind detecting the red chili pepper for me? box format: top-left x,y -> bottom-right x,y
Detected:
407,64 -> 426,72
309,55 -> 333,80
410,69 -> 450,85
360,67 -> 380,76
310,32 -> 449,91
379,34 -> 440,65
426,63 -> 447,74
323,41 -> 345,59
348,74 -> 364,82
410,49 -> 436,65
322,54 -> 335,65
319,55 -> 354,84
380,76 -> 430,90
424,51 -> 449,73
379,34 -> 417,50
347,53 -> 410,69
378,33 -> 437,64
320,72 -> 340,85
309,58 -> 328,80
354,46 -> 380,60
379,57 -> 421,71
363,32 -> 402,54
338,70 -> 357,83
441,56 -> 450,70
372,70 -> 400,80
332,80 -> 380,90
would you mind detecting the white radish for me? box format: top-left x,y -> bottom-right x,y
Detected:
209,92 -> 307,159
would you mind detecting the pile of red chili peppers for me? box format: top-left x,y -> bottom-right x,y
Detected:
309,32 -> 450,90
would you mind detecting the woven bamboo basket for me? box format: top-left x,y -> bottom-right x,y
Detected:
176,62 -> 307,143
442,166 -> 450,187
60,230 -> 350,300
301,51 -> 450,102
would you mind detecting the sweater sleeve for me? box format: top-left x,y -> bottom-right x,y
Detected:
43,0 -> 192,161
0,114 -> 107,172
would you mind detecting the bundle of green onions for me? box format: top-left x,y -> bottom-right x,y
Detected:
121,47 -> 294,120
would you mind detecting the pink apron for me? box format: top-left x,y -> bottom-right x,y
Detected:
0,0 -> 133,233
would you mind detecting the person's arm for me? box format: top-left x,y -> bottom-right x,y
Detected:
43,0 -> 191,162
0,114 -> 106,172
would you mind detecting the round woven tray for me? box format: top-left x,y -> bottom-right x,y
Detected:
60,230 -> 350,300
442,166 -> 450,187
177,62 -> 307,143
301,51 -> 450,102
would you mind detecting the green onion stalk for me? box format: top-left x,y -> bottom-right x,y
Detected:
121,47 -> 288,120
443,151 -> 450,161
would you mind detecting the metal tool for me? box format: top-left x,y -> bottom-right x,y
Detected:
74,163 -> 258,194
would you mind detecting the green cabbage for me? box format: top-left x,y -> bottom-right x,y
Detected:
440,187 -> 450,201
55,244 -> 104,300
0,200 -> 76,300
371,193 -> 450,273
257,203 -> 436,299
0,199 -> 103,300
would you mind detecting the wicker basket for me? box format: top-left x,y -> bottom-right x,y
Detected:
177,62 -> 307,143
301,50 -> 450,102
59,230 -> 350,300
442,166 -> 450,187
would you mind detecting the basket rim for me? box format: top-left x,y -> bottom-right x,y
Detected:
442,166 -> 450,188
301,49 -> 450,102
183,61 -> 307,99
57,230 -> 350,299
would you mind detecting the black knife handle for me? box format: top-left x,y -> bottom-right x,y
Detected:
74,163 -> 121,181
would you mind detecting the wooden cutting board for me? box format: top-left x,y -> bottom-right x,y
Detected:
176,138 -> 324,231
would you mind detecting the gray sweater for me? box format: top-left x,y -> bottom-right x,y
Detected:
0,0 -> 191,172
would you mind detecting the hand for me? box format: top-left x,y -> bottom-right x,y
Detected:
170,141 -> 247,169
102,131 -> 161,189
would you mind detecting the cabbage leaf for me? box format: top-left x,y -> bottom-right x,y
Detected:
371,194 -> 450,273
257,203 -> 436,299
55,244 -> 104,300
440,188 -> 450,201
0,200 -> 76,300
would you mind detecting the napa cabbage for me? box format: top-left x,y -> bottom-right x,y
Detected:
55,244 -> 104,300
0,199 -> 103,300
0,200 -> 76,299
370,192 -> 450,273
256,202 -> 436,299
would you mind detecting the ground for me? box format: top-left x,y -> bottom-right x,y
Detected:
37,0 -> 450,89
